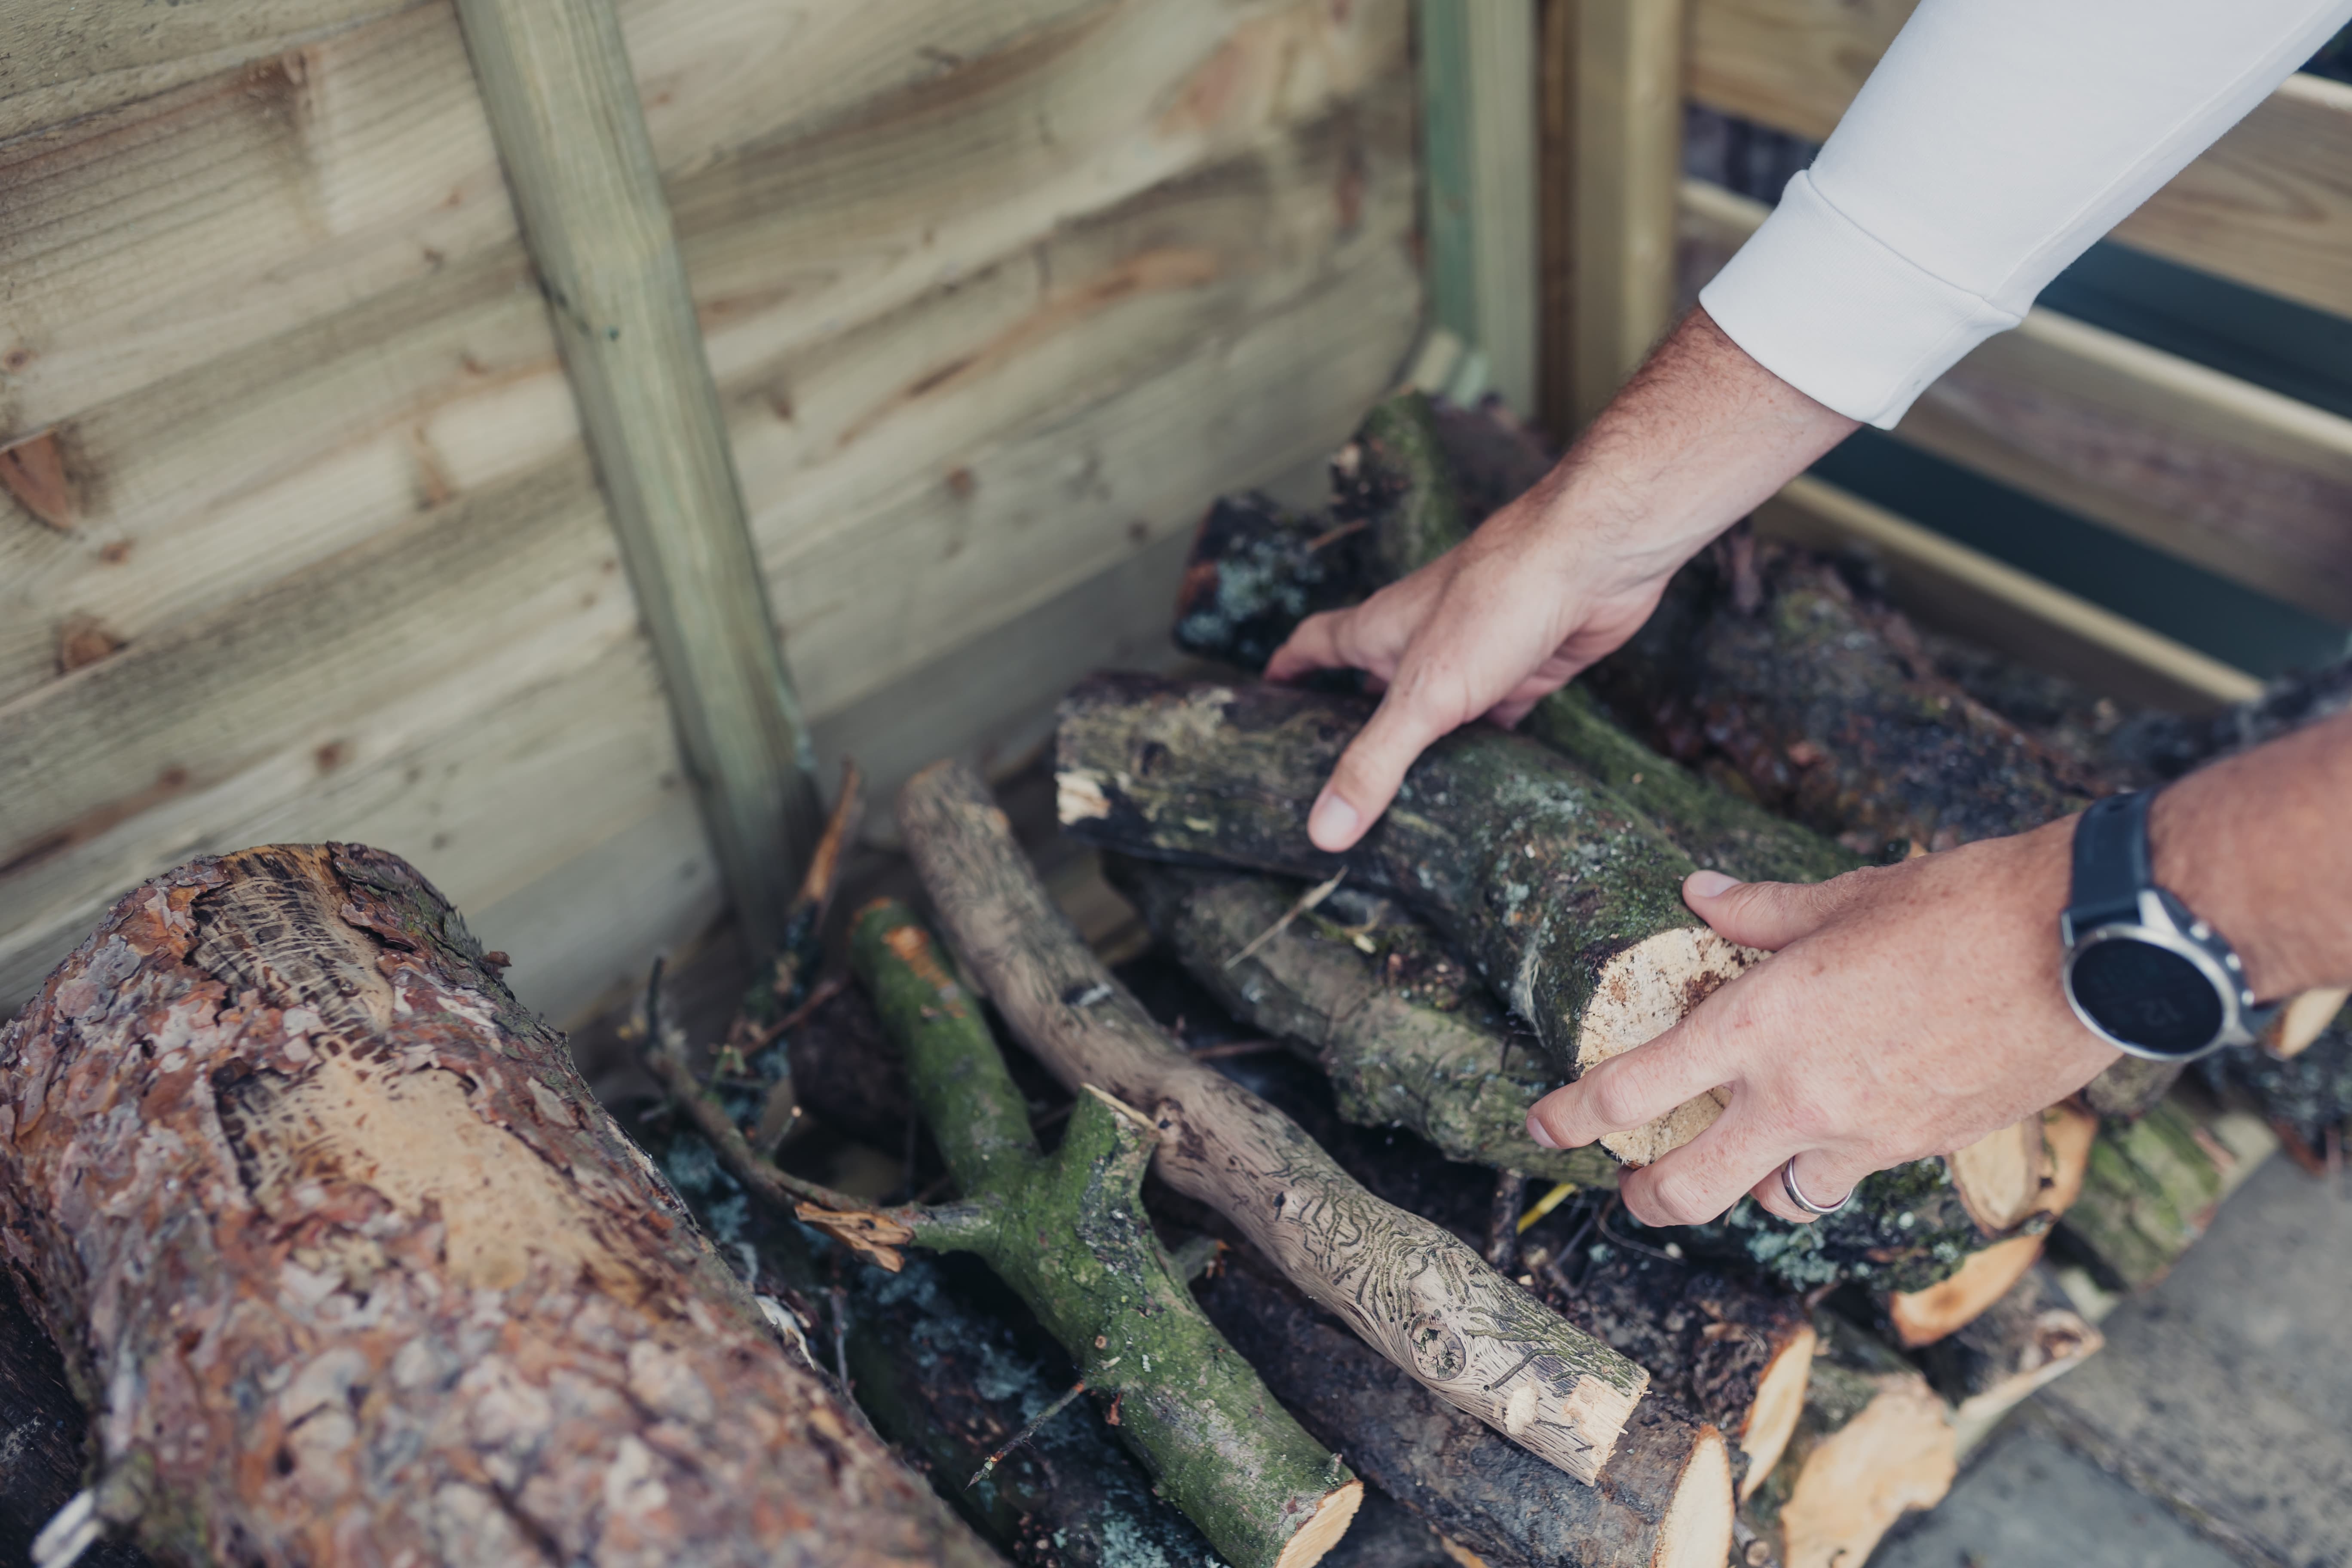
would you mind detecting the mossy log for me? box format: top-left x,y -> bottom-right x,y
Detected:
1055,674 -> 1758,1167
898,760 -> 1670,1487
1914,1265 -> 2103,1460
0,845 -> 994,1568
1738,1315 -> 1956,1568
2053,1094 -> 2275,1291
1347,395 -> 1862,888
846,900 -> 1362,1568
1173,492 -> 1376,678
1197,1251 -> 1735,1568
1531,1249 -> 1815,1503
1105,858 -> 1616,1187
1883,1103 -> 2097,1347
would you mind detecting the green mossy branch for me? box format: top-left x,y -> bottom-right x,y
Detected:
850,899 -> 1358,1568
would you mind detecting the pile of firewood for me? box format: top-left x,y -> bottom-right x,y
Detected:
3,396 -> 2346,1568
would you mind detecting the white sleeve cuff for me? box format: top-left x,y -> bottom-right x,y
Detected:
1697,171 -> 2021,429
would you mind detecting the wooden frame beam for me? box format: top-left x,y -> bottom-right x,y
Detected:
1417,0 -> 1541,416
451,0 -> 818,954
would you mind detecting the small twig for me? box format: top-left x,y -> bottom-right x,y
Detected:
1594,1197 -> 1684,1265
1485,1168 -> 1527,1272
1030,1099 -> 1077,1132
1223,868 -> 1346,969
1517,1179 -> 1580,1234
745,972 -> 849,1054
968,1381 -> 1088,1489
830,1284 -> 851,1391
1305,517 -> 1367,552
1183,1038 -> 1286,1061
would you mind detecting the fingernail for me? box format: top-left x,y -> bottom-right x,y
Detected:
1524,1110 -> 1560,1149
1686,870 -> 1742,900
1308,792 -> 1360,848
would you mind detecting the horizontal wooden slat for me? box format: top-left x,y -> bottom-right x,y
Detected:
1755,475 -> 2264,714
0,98 -> 1420,1013
1686,0 -> 2352,319
0,0 -> 421,143
1680,180 -> 2352,627
0,0 -> 1400,707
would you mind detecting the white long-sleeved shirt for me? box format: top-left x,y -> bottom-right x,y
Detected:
1698,0 -> 2352,429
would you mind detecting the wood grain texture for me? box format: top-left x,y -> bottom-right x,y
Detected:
1413,0 -> 1540,415
453,0 -> 818,952
1685,0 -> 2352,318
1562,0 -> 1683,427
0,843 -> 998,1568
1678,180 -> 2352,628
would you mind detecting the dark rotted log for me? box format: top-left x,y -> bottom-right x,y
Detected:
1739,1314 -> 1956,1568
1173,493 -> 1374,676
1914,1264 -> 2103,1456
1104,858 -> 1617,1187
1055,674 -> 1759,1167
1531,1249 -> 1816,1503
1668,1159 -> 2008,1296
1583,537 -> 2113,855
2200,1023 -> 2352,1173
0,1272 -> 153,1568
2128,651 -> 2352,780
1197,1250 -> 1736,1568
843,901 -> 1362,1568
2051,1094 -> 2269,1291
0,845 -> 995,1568
781,982 -> 911,1149
899,760 -> 1667,1487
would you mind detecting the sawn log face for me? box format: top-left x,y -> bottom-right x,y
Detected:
0,845 -> 994,1568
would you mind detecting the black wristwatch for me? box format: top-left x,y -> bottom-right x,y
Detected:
2060,790 -> 2275,1061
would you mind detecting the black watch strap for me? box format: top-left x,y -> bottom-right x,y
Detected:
2070,790 -> 2155,932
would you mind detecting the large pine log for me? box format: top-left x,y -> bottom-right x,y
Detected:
897,761 -> 1700,1498
1197,1252 -> 1735,1568
0,845 -> 995,1568
846,900 -> 1362,1568
1055,674 -> 1756,1167
1104,858 -> 1617,1187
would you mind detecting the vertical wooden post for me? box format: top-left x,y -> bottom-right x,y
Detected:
452,0 -> 819,954
1544,0 -> 1686,438
1416,0 -> 1541,417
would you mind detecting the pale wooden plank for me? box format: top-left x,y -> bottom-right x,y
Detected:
1686,0 -> 2352,318
1414,0 -> 1540,416
1753,475 -> 2265,713
1563,0 -> 1684,426
0,109 -> 1421,1013
453,0 -> 817,952
0,0 -> 421,143
1679,180 -> 2352,626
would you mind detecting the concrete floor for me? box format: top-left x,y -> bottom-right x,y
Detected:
1874,1157 -> 2352,1568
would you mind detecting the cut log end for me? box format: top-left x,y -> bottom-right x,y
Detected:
1777,1376 -> 1955,1568
1272,1482 -> 1367,1568
1572,928 -> 1762,1166
1888,1235 -> 2045,1349
2266,986 -> 2350,1059
1656,1427 -> 1738,1568
1736,1324 -> 1816,1504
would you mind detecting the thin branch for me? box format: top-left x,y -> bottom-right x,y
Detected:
1184,1038 -> 1286,1061
1223,868 -> 1346,969
968,1381 -> 1089,1489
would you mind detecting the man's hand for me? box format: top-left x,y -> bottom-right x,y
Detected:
1267,309 -> 1858,852
1528,821 -> 2119,1227
1533,711 -> 2352,1228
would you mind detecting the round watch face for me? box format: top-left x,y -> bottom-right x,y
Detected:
2067,936 -> 2223,1056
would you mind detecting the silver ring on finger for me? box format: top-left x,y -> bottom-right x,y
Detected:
1780,1155 -> 1853,1217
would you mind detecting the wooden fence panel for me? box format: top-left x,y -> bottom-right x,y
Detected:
1680,181 -> 2352,627
1687,0 -> 2352,318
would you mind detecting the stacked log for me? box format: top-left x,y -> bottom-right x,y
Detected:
0,845 -> 995,1568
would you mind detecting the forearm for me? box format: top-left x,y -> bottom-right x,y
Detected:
1515,310 -> 1855,593
2151,709 -> 2352,1000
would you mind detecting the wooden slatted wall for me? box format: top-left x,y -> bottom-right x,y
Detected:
0,0 -> 1422,1022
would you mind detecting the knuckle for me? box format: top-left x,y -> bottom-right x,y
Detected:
1641,1169 -> 1717,1226
1586,1067 -> 1647,1128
